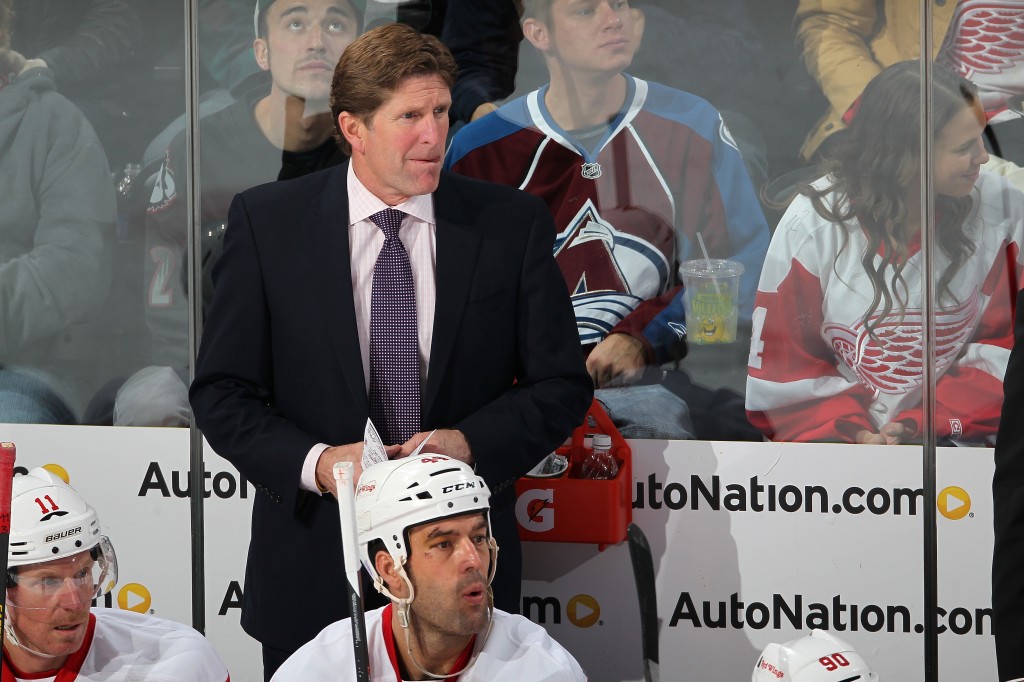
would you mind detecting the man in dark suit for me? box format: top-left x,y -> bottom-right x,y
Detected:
189,22 -> 591,681
994,286 -> 1024,682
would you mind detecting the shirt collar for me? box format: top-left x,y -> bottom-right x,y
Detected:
347,164 -> 436,226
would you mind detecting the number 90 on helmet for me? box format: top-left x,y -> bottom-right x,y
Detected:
752,630 -> 879,681
355,456 -> 492,592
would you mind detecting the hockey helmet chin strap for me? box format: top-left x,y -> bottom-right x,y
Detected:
374,538 -> 499,680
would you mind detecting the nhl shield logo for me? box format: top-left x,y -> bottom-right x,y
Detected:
580,162 -> 602,179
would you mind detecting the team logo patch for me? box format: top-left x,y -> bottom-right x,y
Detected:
580,162 -> 602,179
823,292 -> 979,395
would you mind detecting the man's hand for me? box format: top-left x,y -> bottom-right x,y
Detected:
586,333 -> 646,388
855,422 -> 911,446
397,429 -> 472,464
315,442 -> 399,498
470,102 -> 498,121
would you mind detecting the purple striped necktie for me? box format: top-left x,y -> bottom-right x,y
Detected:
368,208 -> 421,445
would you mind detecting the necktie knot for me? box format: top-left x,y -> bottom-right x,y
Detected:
370,208 -> 405,241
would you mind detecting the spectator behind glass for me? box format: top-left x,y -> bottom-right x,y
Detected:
9,0 -> 146,167
0,0 -> 115,424
199,0 -> 523,125
111,0 -> 361,427
746,61 -> 1024,445
446,0 -> 770,440
796,0 -> 1024,170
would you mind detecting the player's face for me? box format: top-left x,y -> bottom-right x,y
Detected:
349,74 -> 451,205
544,0 -> 637,76
256,0 -> 359,104
933,98 -> 989,198
406,512 -> 492,638
6,552 -> 95,670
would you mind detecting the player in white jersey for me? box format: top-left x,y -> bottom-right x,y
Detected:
272,455 -> 587,681
2,467 -> 230,681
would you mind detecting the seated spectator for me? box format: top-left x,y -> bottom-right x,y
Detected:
113,0 -> 361,426
272,455 -> 586,681
796,0 -> 1024,169
3,467 -> 229,679
746,61 -> 1024,445
445,0 -> 770,440
0,0 -> 115,424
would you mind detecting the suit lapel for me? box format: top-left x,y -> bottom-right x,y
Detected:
303,164 -> 369,416
424,176 -> 481,419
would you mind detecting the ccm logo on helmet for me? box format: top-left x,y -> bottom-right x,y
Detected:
442,482 -> 476,494
45,527 -> 82,543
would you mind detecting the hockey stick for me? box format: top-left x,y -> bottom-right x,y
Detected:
334,462 -> 370,682
627,523 -> 659,682
0,444 -> 17,647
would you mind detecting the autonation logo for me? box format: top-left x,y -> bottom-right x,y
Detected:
671,592 -> 990,636
634,474 -> 974,518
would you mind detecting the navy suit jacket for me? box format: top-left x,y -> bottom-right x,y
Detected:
190,163 -> 592,651
994,286 -> 1024,680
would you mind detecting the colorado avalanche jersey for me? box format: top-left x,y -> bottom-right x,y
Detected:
272,604 -> 587,682
2,609 -> 230,681
445,75 -> 769,364
746,171 -> 1024,443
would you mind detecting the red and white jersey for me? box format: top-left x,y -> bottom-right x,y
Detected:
272,603 -> 587,682
2,609 -> 230,682
746,171 -> 1024,443
938,0 -> 1024,122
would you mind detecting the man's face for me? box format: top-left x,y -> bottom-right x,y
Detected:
345,74 -> 451,205
255,0 -> 359,103
534,0 -> 637,77
7,552 -> 95,666
405,512 -> 492,638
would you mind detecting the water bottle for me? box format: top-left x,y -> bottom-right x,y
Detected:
579,434 -> 618,480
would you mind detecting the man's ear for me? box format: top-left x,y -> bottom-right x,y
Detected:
253,38 -> 270,71
338,111 -> 366,155
374,551 -> 408,597
522,18 -> 550,52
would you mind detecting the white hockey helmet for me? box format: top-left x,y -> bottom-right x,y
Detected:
6,467 -> 117,598
355,455 -> 494,591
753,630 -> 879,681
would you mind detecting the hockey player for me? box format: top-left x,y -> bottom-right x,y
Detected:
746,61 -> 1024,444
272,455 -> 587,681
445,0 -> 770,439
2,467 -> 230,681
752,629 -> 878,681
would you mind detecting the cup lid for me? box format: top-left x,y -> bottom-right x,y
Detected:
678,258 -> 745,277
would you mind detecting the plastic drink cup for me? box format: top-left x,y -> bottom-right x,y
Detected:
678,259 -> 745,344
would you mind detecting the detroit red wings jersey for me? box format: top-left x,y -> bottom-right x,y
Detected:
746,171 -> 1024,443
446,76 -> 769,364
272,604 -> 587,681
2,609 -> 230,681
938,0 -> 1024,122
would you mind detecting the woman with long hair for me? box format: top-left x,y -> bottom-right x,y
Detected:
746,60 -> 1024,444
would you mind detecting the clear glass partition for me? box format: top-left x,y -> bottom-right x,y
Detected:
3,1 -> 1018,680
